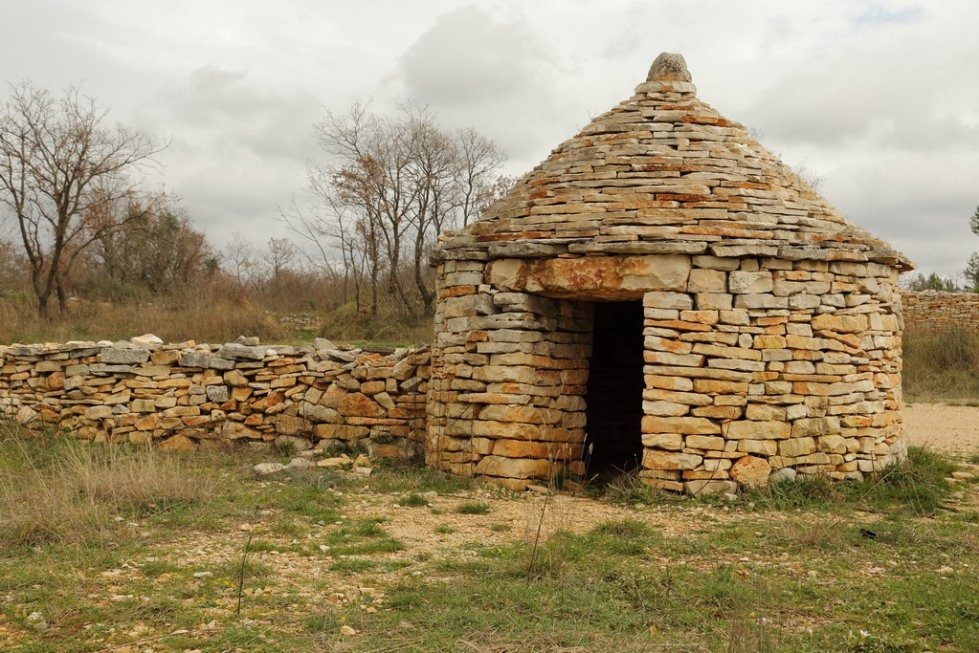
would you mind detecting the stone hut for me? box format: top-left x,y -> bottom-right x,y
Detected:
425,53 -> 912,493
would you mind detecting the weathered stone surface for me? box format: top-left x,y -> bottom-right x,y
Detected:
643,450 -> 703,470
253,462 -> 287,476
779,437 -> 817,457
642,416 -> 720,435
641,432 -> 684,450
473,456 -> 552,479
725,421 -> 791,440
769,467 -> 798,484
729,456 -> 771,487
811,314 -> 869,333
100,348 -> 150,365
217,343 -> 266,361
160,434 -> 197,452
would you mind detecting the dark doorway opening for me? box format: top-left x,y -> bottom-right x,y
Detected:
585,301 -> 645,478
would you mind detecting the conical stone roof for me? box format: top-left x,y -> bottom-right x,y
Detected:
436,53 -> 911,271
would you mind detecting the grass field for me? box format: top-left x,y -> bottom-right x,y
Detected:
1,421 -> 977,653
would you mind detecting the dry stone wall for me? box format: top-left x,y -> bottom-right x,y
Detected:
427,253 -> 908,493
0,337 -> 430,457
901,291 -> 979,333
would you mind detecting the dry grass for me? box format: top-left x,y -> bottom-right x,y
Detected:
0,294 -> 285,344
0,294 -> 433,347
0,421 -> 221,546
903,326 -> 979,403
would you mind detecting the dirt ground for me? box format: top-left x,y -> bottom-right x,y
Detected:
903,402 -> 979,457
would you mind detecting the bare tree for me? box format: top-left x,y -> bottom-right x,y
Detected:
457,127 -> 505,227
224,232 -> 256,285
0,82 -> 163,317
300,103 -> 508,318
261,237 -> 296,281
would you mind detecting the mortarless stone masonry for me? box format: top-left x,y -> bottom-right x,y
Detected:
425,53 -> 913,493
901,291 -> 979,334
0,338 -> 429,458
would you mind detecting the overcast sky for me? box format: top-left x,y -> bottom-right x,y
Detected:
1,0 -> 976,279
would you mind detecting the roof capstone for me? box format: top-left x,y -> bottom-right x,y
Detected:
647,52 -> 691,82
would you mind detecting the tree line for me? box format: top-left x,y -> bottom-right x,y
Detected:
0,83 -> 509,320
904,206 -> 979,292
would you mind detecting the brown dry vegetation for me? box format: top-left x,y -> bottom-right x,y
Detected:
902,326 -> 979,403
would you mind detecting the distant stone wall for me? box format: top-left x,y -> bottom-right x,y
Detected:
0,337 -> 430,458
902,291 -> 979,333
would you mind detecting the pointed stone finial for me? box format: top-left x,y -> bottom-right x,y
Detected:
647,52 -> 691,82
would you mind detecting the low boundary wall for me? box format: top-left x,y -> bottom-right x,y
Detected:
901,291 -> 979,334
0,337 -> 430,457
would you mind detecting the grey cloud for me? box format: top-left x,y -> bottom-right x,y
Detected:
821,151 -> 979,276
398,5 -> 552,106
394,5 -> 562,164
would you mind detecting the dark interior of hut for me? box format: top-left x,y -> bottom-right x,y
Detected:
583,300 -> 645,480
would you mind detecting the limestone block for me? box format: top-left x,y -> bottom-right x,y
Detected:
697,293 -> 734,310
642,415 -> 720,435
729,456 -> 771,487
685,434 -> 725,450
643,291 -> 693,310
314,423 -> 370,440
86,405 -> 113,419
779,437 -> 817,457
302,403 -> 341,423
223,369 -> 249,386
692,379 -> 748,394
491,440 -> 578,459
486,260 -> 524,290
729,271 -> 773,294
131,399 -> 156,413
641,432 -> 683,450
811,314 -> 869,333
791,416 -> 841,438
642,400 -> 690,417
160,434 -> 197,452
513,255 -> 691,299
180,351 -> 212,368
691,405 -> 742,419
745,404 -> 786,421
100,348 -> 150,365
642,450 -> 703,470
738,439 -> 778,456
688,268 -> 726,293
725,420 -> 790,439
642,351 -> 705,367
684,479 -> 737,496
734,294 -> 787,309
645,375 -> 694,391
474,455 -> 552,479
206,385 -> 230,403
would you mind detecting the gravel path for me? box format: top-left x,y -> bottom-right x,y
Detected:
904,403 -> 979,457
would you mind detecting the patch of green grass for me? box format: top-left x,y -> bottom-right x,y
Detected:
329,558 -> 378,573
434,524 -> 456,535
746,447 -> 955,516
601,470 -> 687,506
455,501 -> 491,515
368,459 -> 475,494
397,492 -> 429,507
